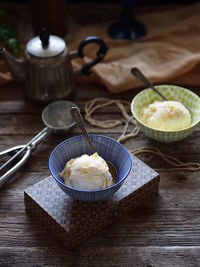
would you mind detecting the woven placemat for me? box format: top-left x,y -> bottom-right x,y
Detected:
24,155 -> 160,248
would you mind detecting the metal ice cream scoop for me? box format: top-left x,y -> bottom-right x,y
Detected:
0,100 -> 77,189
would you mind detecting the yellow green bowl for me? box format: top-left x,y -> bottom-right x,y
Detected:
131,85 -> 200,143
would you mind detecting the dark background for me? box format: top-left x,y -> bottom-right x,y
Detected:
0,0 -> 199,4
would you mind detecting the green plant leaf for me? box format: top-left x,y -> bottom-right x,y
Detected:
0,9 -> 6,16
0,23 -> 20,57
7,38 -> 20,57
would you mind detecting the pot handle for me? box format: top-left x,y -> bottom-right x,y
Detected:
70,36 -> 108,76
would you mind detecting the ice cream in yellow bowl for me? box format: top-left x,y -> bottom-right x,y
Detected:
140,100 -> 191,131
60,152 -> 113,190
131,85 -> 200,142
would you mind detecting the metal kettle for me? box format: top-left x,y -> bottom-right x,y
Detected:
0,29 -> 108,102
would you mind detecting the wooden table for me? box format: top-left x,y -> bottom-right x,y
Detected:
0,82 -> 200,267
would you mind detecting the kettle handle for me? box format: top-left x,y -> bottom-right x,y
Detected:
71,36 -> 108,76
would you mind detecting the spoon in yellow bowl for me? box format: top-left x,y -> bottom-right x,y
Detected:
131,67 -> 191,115
70,107 -> 117,183
131,67 -> 167,101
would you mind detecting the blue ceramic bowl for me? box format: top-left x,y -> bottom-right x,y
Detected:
49,134 -> 132,201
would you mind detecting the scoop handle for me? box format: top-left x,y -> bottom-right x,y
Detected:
0,128 -> 48,189
70,107 -> 96,153
0,146 -> 31,189
0,127 -> 48,173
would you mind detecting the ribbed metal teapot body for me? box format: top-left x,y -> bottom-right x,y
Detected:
24,48 -> 75,102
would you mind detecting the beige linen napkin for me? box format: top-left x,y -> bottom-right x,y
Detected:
1,3 -> 200,92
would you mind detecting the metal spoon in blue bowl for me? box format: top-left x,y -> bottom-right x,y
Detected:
70,107 -> 118,182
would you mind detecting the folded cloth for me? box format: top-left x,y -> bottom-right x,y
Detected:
1,3 -> 200,93
70,3 -> 200,93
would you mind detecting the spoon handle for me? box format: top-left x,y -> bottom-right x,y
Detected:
70,107 -> 96,153
131,67 -> 167,101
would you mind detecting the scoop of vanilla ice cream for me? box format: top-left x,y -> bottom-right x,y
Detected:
140,101 -> 191,131
60,153 -> 113,190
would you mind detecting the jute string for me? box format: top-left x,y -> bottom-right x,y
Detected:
85,97 -> 200,172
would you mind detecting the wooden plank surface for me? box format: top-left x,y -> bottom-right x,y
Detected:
0,82 -> 200,266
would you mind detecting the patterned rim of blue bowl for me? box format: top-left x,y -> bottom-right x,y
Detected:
48,134 -> 132,193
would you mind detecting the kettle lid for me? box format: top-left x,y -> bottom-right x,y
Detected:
27,29 -> 65,58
